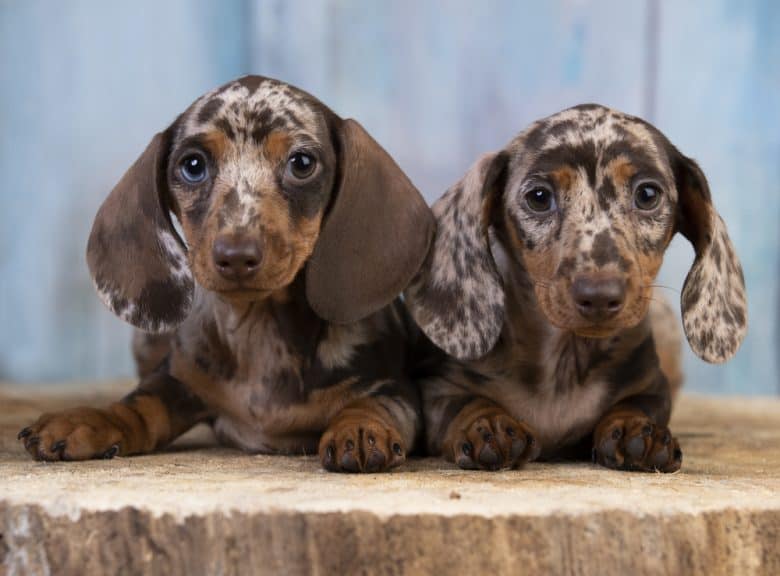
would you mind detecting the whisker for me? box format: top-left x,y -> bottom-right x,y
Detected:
646,284 -> 680,294
639,295 -> 662,304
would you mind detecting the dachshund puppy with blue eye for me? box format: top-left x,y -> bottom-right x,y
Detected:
18,75 -> 434,473
406,104 -> 747,472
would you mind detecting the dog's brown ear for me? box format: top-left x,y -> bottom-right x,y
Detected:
306,119 -> 434,324
405,152 -> 507,360
672,146 -> 747,363
86,130 -> 194,333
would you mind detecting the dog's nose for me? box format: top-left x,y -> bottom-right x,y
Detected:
571,277 -> 626,321
212,235 -> 263,281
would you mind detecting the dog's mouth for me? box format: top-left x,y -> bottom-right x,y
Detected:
561,306 -> 647,339
535,277 -> 645,338
538,297 -> 638,339
543,309 -> 623,337
197,256 -> 295,303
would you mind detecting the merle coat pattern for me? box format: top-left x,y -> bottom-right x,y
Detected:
18,76 -> 434,473
405,104 -> 747,472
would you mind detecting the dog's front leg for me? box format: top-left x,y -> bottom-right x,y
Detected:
592,392 -> 682,473
18,371 -> 208,461
436,397 -> 540,471
420,372 -> 539,471
318,381 -> 420,473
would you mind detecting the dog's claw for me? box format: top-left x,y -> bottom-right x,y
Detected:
448,406 -> 539,471
593,411 -> 681,473
102,444 -> 120,459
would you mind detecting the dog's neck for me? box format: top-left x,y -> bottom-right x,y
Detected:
203,272 -> 325,348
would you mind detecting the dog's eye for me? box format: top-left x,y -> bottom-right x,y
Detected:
634,184 -> 662,211
179,153 -> 208,184
525,188 -> 556,213
287,152 -> 317,180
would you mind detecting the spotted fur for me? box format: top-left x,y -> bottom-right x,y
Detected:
22,76 -> 433,473
87,132 -> 195,333
679,201 -> 748,363
406,153 -> 507,359
407,104 -> 746,471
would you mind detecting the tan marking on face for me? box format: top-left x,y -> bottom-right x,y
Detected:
550,166 -> 575,191
630,246 -> 666,313
609,158 -> 636,189
255,192 -> 323,289
179,179 -> 233,284
201,130 -> 229,160
263,131 -> 292,165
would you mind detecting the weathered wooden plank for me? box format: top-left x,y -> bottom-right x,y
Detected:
2,382 -> 779,575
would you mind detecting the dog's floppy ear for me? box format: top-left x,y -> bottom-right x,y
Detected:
405,152 -> 507,360
306,119 -> 434,324
671,146 -> 747,363
87,129 -> 194,333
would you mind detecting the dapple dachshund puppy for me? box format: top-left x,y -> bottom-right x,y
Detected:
18,75 -> 434,473
406,104 -> 747,472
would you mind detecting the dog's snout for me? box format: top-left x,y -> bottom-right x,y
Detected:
212,235 -> 263,281
571,277 -> 626,321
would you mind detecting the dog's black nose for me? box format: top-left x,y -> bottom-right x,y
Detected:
571,277 -> 626,321
212,235 -> 263,281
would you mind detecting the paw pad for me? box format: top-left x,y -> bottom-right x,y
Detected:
319,413 -> 405,474
594,413 -> 681,473
450,409 -> 539,471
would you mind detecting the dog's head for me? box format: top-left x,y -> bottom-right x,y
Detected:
88,75 -> 433,332
407,104 -> 746,364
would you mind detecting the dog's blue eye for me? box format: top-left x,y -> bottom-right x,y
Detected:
180,153 -> 208,184
526,188 -> 555,213
635,184 -> 662,211
287,152 -> 317,180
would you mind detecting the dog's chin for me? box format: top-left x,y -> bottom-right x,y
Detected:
570,313 -> 646,339
546,316 -> 621,339
215,288 -> 274,304
572,325 -> 622,339
196,267 -> 297,305
541,307 -> 634,339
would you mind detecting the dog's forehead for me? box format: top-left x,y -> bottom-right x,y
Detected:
510,104 -> 671,181
530,104 -> 655,150
177,76 -> 326,142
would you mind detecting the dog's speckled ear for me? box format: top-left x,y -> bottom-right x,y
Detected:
86,130 -> 194,333
306,118 -> 434,324
672,147 -> 747,363
405,152 -> 507,360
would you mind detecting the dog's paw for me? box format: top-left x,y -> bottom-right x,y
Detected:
319,409 -> 405,473
447,407 -> 539,471
592,410 -> 681,473
18,408 -> 126,461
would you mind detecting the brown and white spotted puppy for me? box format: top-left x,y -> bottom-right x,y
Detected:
405,104 -> 747,472
18,75 -> 434,473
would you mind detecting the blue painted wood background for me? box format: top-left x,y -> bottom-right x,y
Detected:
1,0 -> 778,394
